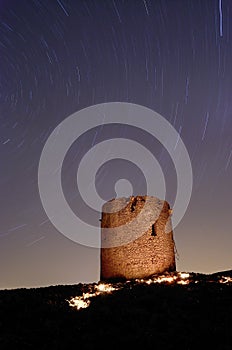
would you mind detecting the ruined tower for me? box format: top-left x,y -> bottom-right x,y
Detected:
100,195 -> 176,280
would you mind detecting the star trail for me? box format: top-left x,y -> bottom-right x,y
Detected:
0,0 -> 231,289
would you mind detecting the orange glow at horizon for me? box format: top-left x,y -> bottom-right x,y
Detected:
67,272 -> 232,311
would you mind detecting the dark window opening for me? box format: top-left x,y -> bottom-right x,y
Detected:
130,198 -> 137,212
151,224 -> 157,236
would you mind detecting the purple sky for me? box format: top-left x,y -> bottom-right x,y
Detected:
0,0 -> 231,289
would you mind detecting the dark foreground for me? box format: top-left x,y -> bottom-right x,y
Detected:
0,270 -> 232,349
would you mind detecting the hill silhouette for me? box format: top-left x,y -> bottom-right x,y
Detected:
0,270 -> 232,349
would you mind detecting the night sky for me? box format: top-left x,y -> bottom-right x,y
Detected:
1,0 -> 231,289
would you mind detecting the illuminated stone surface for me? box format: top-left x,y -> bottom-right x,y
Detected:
100,196 -> 176,280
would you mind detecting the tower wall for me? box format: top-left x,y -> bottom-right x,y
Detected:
100,195 -> 176,280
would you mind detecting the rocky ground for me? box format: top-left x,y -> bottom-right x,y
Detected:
0,270 -> 232,349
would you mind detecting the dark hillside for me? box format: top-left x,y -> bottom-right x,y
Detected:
0,271 -> 232,349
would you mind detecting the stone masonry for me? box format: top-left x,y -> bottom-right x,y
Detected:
100,195 -> 176,280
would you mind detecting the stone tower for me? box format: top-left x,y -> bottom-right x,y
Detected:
100,195 -> 176,280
